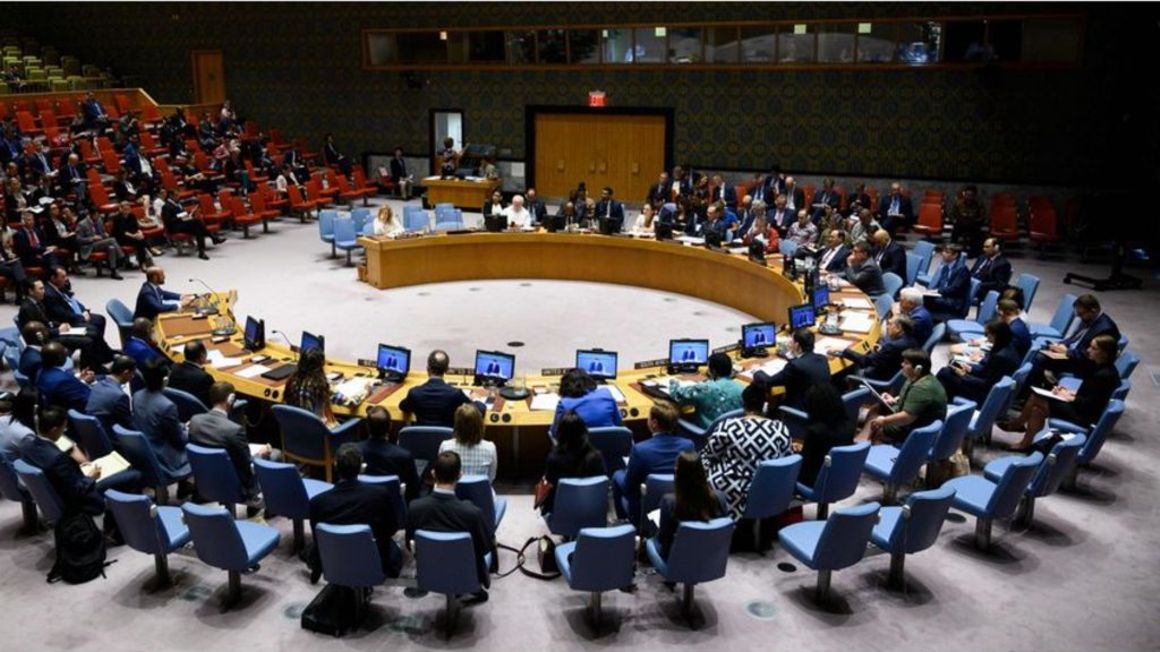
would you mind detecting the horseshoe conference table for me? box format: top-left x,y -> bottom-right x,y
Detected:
157,232 -> 881,479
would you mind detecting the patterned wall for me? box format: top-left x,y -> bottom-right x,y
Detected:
11,2 -> 1120,185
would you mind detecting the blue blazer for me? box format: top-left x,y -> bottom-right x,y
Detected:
18,346 -> 42,384
622,433 -> 695,519
929,260 -> 972,315
37,367 -> 91,412
1062,312 -> 1121,364
551,388 -> 623,436
1009,317 -> 1032,358
134,282 -> 182,321
123,336 -> 165,369
20,436 -> 104,516
132,389 -> 188,474
908,305 -> 935,346
86,376 -> 135,435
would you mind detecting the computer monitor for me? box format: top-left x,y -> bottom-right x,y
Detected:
576,350 -> 618,380
668,339 -> 709,367
301,331 -> 325,355
376,344 -> 411,381
244,316 -> 265,351
741,322 -> 776,349
813,285 -> 830,311
474,350 -> 516,383
788,304 -> 817,330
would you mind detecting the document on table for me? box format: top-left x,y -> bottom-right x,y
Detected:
529,393 -> 560,412
816,337 -> 854,352
841,297 -> 873,310
741,358 -> 787,378
207,349 -> 245,369
840,311 -> 875,333
237,364 -> 271,378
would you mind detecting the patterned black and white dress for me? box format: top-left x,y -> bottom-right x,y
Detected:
701,415 -> 793,519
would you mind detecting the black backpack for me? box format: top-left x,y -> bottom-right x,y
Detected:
47,511 -> 112,584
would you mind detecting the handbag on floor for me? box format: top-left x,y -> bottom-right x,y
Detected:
301,584 -> 364,637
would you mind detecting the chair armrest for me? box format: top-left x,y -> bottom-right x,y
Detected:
951,397 -> 974,407
678,419 -> 707,439
778,406 -> 809,439
1047,418 -> 1088,434
329,417 -> 363,442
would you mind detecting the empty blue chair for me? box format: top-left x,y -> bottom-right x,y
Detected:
986,433 -> 1086,527
869,486 -> 955,587
414,529 -> 485,636
1047,399 -> 1125,489
646,517 -> 733,622
1005,362 -> 1033,413
587,426 -> 632,474
272,404 -> 361,483
946,290 -> 999,340
881,272 -> 903,299
778,502 -> 881,603
186,443 -> 246,517
13,459 -> 64,525
916,256 -> 940,287
796,441 -> 870,519
678,408 -> 743,450
912,240 -> 936,284
1115,349 -> 1140,380
784,387 -> 878,440
350,207 -> 371,234
114,425 -> 191,505
456,475 -> 507,537
105,489 -> 191,586
162,387 -> 209,423
922,322 -> 947,354
1014,273 -> 1040,313
253,457 -> 333,552
1028,293 -> 1077,339
181,502 -> 280,608
1117,334 -> 1129,353
1,457 -> 41,531
319,209 -> 337,257
555,524 -> 636,627
928,400 -> 976,465
434,202 -> 455,213
333,217 -> 360,266
960,376 -> 1015,451
863,420 -> 941,503
106,298 -> 135,344
357,474 -> 407,527
741,454 -> 802,550
398,425 -> 454,477
944,451 -> 1042,550
904,252 -> 923,287
68,409 -> 115,459
873,293 -> 894,320
403,206 -> 428,232
1112,379 -> 1131,402
315,523 -> 384,630
435,207 -> 465,231
544,476 -> 609,538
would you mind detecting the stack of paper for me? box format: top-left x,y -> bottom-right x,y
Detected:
816,337 -> 854,352
841,297 -> 873,310
237,365 -> 271,379
740,358 -> 787,378
840,311 -> 875,334
529,393 -> 560,412
83,451 -> 132,477
207,349 -> 245,369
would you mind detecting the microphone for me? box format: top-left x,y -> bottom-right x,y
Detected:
271,329 -> 298,359
188,277 -> 220,314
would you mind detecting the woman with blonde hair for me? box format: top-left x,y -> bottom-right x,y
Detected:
373,205 -> 404,237
439,403 -> 498,481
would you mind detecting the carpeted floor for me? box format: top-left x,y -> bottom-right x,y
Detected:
0,195 -> 1156,651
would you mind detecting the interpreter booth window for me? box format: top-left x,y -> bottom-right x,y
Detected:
448,31 -> 506,64
366,32 -> 396,66
986,20 -> 1024,62
816,23 -> 858,63
857,23 -> 898,63
537,29 -> 568,64
1021,18 -> 1082,63
396,32 -> 447,64
570,29 -> 601,64
668,27 -> 703,63
898,22 -> 942,64
777,26 -> 817,63
602,29 -> 634,63
632,27 -> 666,63
705,27 -> 740,63
944,21 -> 988,62
739,26 -> 777,63
507,30 -> 536,65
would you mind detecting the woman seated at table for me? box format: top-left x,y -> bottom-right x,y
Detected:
482,189 -> 505,220
439,403 -> 498,481
798,383 -> 856,487
285,347 -> 336,426
701,382 -> 792,520
668,352 -> 744,431
372,205 -> 405,237
540,410 -> 604,515
937,320 -> 1020,404
833,315 -> 917,381
631,203 -> 656,234
653,451 -> 727,561
862,349 -> 947,445
740,212 -> 780,253
550,368 -> 622,437
1000,334 -> 1120,452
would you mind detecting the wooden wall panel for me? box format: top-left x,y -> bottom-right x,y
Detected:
534,113 -> 665,203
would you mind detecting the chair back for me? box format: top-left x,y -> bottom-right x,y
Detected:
569,524 -> 636,592
358,474 -> 408,525
1112,380 -> 1131,402
904,253 -> 922,286
114,425 -> 167,487
813,502 -> 880,570
970,376 -> 1015,440
105,489 -> 185,555
187,443 -> 245,506
920,258 -> 942,286
664,517 -> 734,585
842,387 -> 873,423
456,475 -> 500,536
253,458 -> 311,519
333,216 -> 356,243
812,441 -> 871,504
318,209 -> 336,238
889,419 -> 942,486
641,473 -> 675,524
884,486 -> 955,554
587,426 -> 631,474
1078,399 -> 1125,466
976,290 -> 999,325
742,454 -> 802,519
0,456 -> 27,502
1115,350 -> 1140,380
350,207 -> 371,233
912,240 -> 935,277
882,272 -> 903,299
985,452 -> 1043,518
403,206 -> 428,232
13,459 -> 63,523
272,404 -> 331,463
928,401 -> 975,461
922,324 -> 945,356
162,387 -> 209,423
1047,294 -> 1077,335
316,523 -> 386,588
398,426 -> 454,464
414,530 -> 481,596
181,503 -> 249,571
547,476 -> 609,537
961,278 -> 981,316
68,409 -> 115,459
106,298 -> 135,342
1015,273 -> 1040,313
1029,434 -> 1086,498
778,240 -> 798,257
874,294 -> 893,320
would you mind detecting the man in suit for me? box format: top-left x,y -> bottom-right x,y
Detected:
18,279 -> 100,369
846,182 -> 871,218
753,328 -> 831,410
593,186 -> 626,233
898,287 -> 935,347
132,358 -> 189,478
783,176 -> 806,214
159,188 -> 223,261
44,267 -> 113,364
810,178 -> 841,222
670,166 -> 693,198
763,165 -> 786,200
168,340 -> 214,406
360,405 -> 421,502
190,382 -> 278,507
28,143 -> 57,183
134,266 -> 192,320
878,182 -> 914,233
81,91 -> 109,130
710,174 -> 738,209
123,317 -> 167,369
36,341 -> 95,412
85,355 -> 137,436
849,208 -> 882,244
59,153 -> 88,201
843,241 -> 887,297
817,228 -> 850,274
399,350 -> 484,427
646,172 -> 670,208
406,450 -> 491,602
17,321 -> 49,384
871,229 -> 908,282
769,195 -> 794,233
970,238 -> 1013,298
924,244 -> 972,323
111,200 -> 153,270
611,401 -> 694,523
1023,293 -> 1121,395
388,147 -> 412,200
524,188 -> 548,225
13,211 -> 62,270
833,315 -> 918,382
734,195 -> 756,236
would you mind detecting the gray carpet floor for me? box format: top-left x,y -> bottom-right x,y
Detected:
0,196 -> 1156,651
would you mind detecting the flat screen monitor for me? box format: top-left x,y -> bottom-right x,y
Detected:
741,322 -> 776,348
813,285 -> 830,311
474,350 -> 515,382
376,344 -> 411,380
244,316 -> 264,351
669,339 -> 709,366
301,331 -> 325,355
788,304 -> 817,330
576,350 -> 618,380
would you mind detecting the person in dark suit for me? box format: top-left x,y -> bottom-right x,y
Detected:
524,188 -> 548,225
878,182 -> 914,233
190,382 -> 278,505
134,266 -> 191,320
322,133 -> 352,176
970,238 -> 1013,299
898,287 -> 935,347
399,350 -> 484,427
85,356 -> 137,436
782,176 -> 806,214
845,182 -> 871,218
611,401 -> 695,524
540,411 -> 605,514
388,147 -> 412,199
710,174 -> 738,209
753,328 -> 831,410
843,241 -> 887,297
159,189 -> 222,261
593,186 -> 626,233
769,195 -> 794,233
17,321 -> 50,384
798,384 -> 855,487
1023,293 -> 1121,396
995,299 -> 1032,358
123,317 -> 167,369
310,443 -> 401,582
646,172 -> 670,208
835,315 -> 918,381
58,153 -> 88,201
938,320 -> 1020,404
44,267 -> 113,363
13,211 -> 62,269
924,244 -> 972,322
81,92 -> 109,130
871,229 -> 908,282
111,201 -> 153,270
406,450 -> 491,601
817,228 -> 849,274
168,340 -> 214,407
653,451 -> 728,561
18,279 -> 100,369
133,358 -> 188,477
36,341 -> 94,412
359,405 -> 421,503
809,178 -> 841,222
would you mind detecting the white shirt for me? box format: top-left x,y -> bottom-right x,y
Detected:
373,218 -> 404,237
503,206 -> 531,228
439,439 -> 498,482
632,213 -> 654,233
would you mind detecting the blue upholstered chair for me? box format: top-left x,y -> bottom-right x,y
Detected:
162,387 -> 209,423
555,524 -> 636,628
781,388 -> 872,439
314,523 -> 385,630
398,425 -> 454,477
850,367 -> 905,396
403,206 -> 428,232
631,473 -> 673,534
105,489 -> 191,586
959,376 -> 1015,453
456,475 -> 507,537
253,457 -> 333,552
916,256 -> 940,287
863,419 -> 942,504
1028,293 -> 1077,339
678,408 -> 743,450
68,409 -> 115,459
271,404 -> 361,483
778,502 -> 881,603
796,441 -> 870,519
944,451 -> 1042,550
986,433 -> 1086,527
350,207 -> 371,234
946,290 -> 999,341
869,486 -> 955,587
912,241 -> 936,285
1044,399 -> 1125,490
646,517 -> 734,623
333,217 -> 360,266
927,400 -> 976,465
1116,350 -> 1140,380
106,298 -> 135,344
922,322 -> 947,354
114,425 -> 191,505
357,474 -> 407,527
318,209 -> 337,257
586,426 -> 632,474
186,443 -> 246,518
13,458 -> 64,525
904,252 -> 923,287
414,529 -> 485,636
741,454 -> 802,551
544,476 -> 609,538
882,272 -> 904,299
0,457 -> 39,532
874,293 -> 894,320
1014,273 -> 1040,313
181,502 -> 280,608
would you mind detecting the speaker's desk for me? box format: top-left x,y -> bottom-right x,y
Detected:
422,176 -> 501,211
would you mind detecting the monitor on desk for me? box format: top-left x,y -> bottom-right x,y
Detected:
742,322 -> 776,348
376,344 -> 411,382
244,316 -> 265,351
788,304 -> 817,330
576,349 -> 618,381
813,285 -> 830,311
669,339 -> 709,367
301,331 -> 325,356
474,350 -> 515,383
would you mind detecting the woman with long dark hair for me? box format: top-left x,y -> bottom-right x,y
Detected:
540,410 -> 605,514
285,346 -> 334,425
654,451 -> 727,560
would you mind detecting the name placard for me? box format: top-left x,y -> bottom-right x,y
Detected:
633,358 -> 668,370
447,366 -> 473,377
540,367 -> 568,377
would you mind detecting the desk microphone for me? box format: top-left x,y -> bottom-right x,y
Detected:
188,277 -> 220,314
271,329 -> 298,359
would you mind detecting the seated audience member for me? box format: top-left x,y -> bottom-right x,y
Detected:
593,186 -> 626,233
123,317 -> 167,369
285,346 -> 335,425
810,178 -> 841,220
438,403 -> 497,482
309,443 -> 401,582
924,244 -> 973,323
862,349 -> 947,445
834,315 -> 918,381
482,190 -> 506,221
45,267 -> 112,358
817,228 -> 849,273
112,201 -> 153,270
669,352 -> 744,430
18,279 -> 100,369
1002,334 -> 1120,451
754,328 -> 829,410
734,195 -> 756,235
322,133 -> 352,176
783,176 -> 805,213
0,225 -> 30,303
74,208 -> 124,279
85,355 -> 137,436
769,195 -> 793,232
18,321 -> 49,384
503,194 -> 532,229
897,287 -> 934,347
406,451 -> 492,603
133,358 -> 189,478
631,202 -> 657,234
399,350 -> 484,427
388,147 -> 413,199
524,188 -> 548,225
938,320 -> 1020,404
647,172 -> 670,208
540,410 -> 605,515
872,229 -> 907,281
168,340 -> 214,406
159,188 -> 224,260
13,211 -> 62,270
849,208 -> 881,243
189,382 -> 279,507
740,211 -> 779,253
372,205 -> 404,237
551,368 -> 622,437
654,451 -> 728,561
36,341 -> 94,412
134,266 -> 193,320
1023,293 -> 1120,396
798,384 -> 856,488
969,238 -> 1012,298
843,241 -> 887,297
612,401 -> 695,523
994,299 -> 1032,358
877,182 -> 914,232
359,405 -> 421,502
0,393 -> 34,462
710,174 -> 737,208
785,209 -> 818,248
701,383 -> 792,519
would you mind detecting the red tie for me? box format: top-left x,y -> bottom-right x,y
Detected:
26,228 -> 39,249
